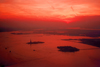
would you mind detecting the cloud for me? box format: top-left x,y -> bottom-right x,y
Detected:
0,0 -> 16,4
0,0 -> 100,20
68,15 -> 100,29
0,17 -> 67,31
0,15 -> 100,32
0,0 -> 37,5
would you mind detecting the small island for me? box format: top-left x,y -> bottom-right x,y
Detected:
57,46 -> 80,52
11,33 -> 30,35
27,40 -> 44,44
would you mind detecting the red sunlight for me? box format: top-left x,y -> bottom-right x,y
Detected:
0,0 -> 100,22
0,0 -> 100,67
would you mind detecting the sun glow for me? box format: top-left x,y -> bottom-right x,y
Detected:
0,0 -> 100,19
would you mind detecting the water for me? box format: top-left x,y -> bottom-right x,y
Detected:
0,31 -> 100,67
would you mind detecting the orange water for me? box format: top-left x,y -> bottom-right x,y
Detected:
0,31 -> 100,67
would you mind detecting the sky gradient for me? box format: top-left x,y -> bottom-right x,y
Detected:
0,0 -> 100,18
0,0 -> 100,31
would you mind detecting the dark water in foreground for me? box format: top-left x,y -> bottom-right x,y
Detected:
0,31 -> 100,67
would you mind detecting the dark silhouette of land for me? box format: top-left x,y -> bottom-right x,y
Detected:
27,40 -> 44,44
79,39 -> 100,48
57,46 -> 79,52
61,39 -> 78,41
62,38 -> 100,48
11,33 -> 30,35
32,29 -> 100,37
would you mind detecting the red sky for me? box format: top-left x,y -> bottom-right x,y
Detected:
0,0 -> 100,19
0,0 -> 100,30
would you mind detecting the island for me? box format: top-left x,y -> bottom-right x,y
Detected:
57,46 -> 80,52
27,40 -> 44,44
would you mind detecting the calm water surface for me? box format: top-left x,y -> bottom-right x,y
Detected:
0,31 -> 100,67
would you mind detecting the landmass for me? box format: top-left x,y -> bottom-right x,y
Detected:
57,46 -> 80,52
